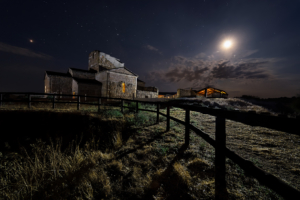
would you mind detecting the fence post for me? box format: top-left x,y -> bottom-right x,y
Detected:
156,103 -> 159,124
98,98 -> 101,112
52,94 -> 55,109
28,94 -> 31,109
121,99 -> 124,113
136,101 -> 139,113
167,105 -> 170,131
0,93 -> 3,107
215,115 -> 227,199
185,108 -> 190,145
77,95 -> 80,110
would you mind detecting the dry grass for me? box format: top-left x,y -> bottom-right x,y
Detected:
1,98 -> 297,199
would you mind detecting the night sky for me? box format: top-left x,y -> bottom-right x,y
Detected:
1,0 -> 300,98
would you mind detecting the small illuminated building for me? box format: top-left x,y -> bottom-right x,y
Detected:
196,87 -> 228,98
177,87 -> 228,98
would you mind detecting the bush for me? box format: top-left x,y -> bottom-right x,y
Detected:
102,109 -> 123,118
125,112 -> 156,127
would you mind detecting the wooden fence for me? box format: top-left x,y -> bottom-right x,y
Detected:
1,92 -> 300,199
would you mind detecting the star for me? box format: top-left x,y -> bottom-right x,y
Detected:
29,39 -> 33,43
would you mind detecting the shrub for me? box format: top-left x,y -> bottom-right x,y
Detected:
102,109 -> 123,119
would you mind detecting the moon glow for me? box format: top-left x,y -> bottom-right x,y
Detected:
223,40 -> 232,48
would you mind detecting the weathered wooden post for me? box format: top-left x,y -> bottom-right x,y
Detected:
0,93 -> 2,107
215,115 -> 227,199
167,105 -> 170,131
28,94 -> 31,109
121,99 -> 124,113
185,108 -> 190,145
156,103 -> 160,124
98,98 -> 101,112
136,101 -> 139,113
77,95 -> 80,110
52,94 -> 55,109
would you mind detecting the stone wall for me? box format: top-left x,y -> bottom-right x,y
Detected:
88,50 -> 124,71
69,69 -> 95,79
50,75 -> 72,95
88,51 -> 99,71
78,83 -> 102,100
95,71 -> 109,97
44,75 -> 50,93
177,89 -> 197,97
136,90 -> 158,98
95,71 -> 137,99
108,72 -> 137,99
72,79 -> 78,96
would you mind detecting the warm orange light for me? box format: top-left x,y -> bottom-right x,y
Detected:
122,83 -> 125,93
196,88 -> 227,96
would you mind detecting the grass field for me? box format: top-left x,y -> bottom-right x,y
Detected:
1,98 -> 298,199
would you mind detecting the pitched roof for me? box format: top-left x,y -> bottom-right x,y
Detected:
72,78 -> 102,85
70,68 -> 97,73
45,71 -> 71,77
107,67 -> 138,77
124,67 -> 138,76
195,87 -> 228,95
98,65 -> 108,72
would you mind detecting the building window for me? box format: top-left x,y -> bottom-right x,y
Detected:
122,83 -> 125,93
73,92 -> 75,99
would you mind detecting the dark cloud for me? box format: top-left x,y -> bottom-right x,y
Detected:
164,66 -> 209,82
211,61 -> 270,79
146,55 -> 273,89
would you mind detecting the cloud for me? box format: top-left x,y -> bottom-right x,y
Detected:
145,45 -> 162,55
145,54 -> 275,89
238,49 -> 259,58
211,60 -> 270,79
0,42 -> 53,59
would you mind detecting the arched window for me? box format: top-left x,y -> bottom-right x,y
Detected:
122,83 -> 125,93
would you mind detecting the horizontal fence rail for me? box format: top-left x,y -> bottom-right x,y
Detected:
0,92 -> 300,199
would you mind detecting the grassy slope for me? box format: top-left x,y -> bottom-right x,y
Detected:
0,100 -> 291,199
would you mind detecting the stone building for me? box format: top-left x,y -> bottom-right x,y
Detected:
44,50 -> 158,99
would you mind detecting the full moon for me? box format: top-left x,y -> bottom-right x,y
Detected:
223,40 -> 232,48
